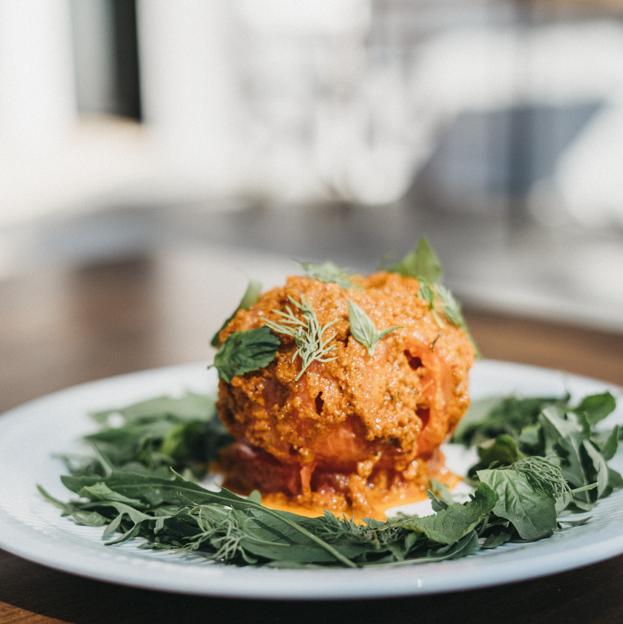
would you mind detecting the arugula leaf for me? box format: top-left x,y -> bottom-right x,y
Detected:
386,237 -> 442,283
347,301 -> 401,355
211,280 -> 262,347
300,261 -> 355,289
477,469 -> 557,540
212,327 -> 280,383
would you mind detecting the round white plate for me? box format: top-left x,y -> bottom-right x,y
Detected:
0,360 -> 621,600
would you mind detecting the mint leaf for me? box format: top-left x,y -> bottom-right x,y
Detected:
213,327 -> 280,383
211,280 -> 262,347
348,300 -> 400,355
300,261 -> 355,289
386,237 -> 443,283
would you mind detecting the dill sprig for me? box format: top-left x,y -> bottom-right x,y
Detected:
264,295 -> 338,381
513,456 -> 571,499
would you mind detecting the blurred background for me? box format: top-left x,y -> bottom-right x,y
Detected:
2,0 -> 623,336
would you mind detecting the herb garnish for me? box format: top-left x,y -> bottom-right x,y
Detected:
300,261 -> 355,289
385,238 -> 479,355
41,389 -> 621,567
212,327 -> 280,383
348,301 -> 400,355
55,394 -> 231,481
387,237 -> 443,283
211,280 -> 262,347
265,296 -> 338,381
459,391 -> 621,519
436,285 -> 480,357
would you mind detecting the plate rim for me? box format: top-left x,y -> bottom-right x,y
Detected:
0,359 -> 621,600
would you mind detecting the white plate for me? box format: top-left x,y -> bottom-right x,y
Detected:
0,360 -> 622,599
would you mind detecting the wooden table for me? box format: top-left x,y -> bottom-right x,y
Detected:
1,251 -> 622,624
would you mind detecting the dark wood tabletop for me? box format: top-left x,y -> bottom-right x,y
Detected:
1,250 -> 622,624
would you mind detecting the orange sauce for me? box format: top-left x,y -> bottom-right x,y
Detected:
261,467 -> 461,522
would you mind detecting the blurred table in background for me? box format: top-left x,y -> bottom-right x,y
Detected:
1,248 -> 622,623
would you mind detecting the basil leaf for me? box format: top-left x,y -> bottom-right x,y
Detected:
401,483 -> 497,544
599,425 -> 620,461
608,467 -> 623,490
348,300 -> 400,355
213,327 -> 280,383
384,238 -> 480,355
211,280 -> 262,347
477,468 -> 557,540
575,392 -> 616,426
540,406 -> 593,503
474,434 -> 522,471
453,394 -> 568,446
428,478 -> 455,511
300,261 -> 355,289
387,237 -> 443,283
481,526 -> 514,549
583,440 -> 609,498
436,285 -> 481,356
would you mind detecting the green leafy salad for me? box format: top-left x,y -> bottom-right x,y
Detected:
41,388 -> 621,568
39,239 -> 622,568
